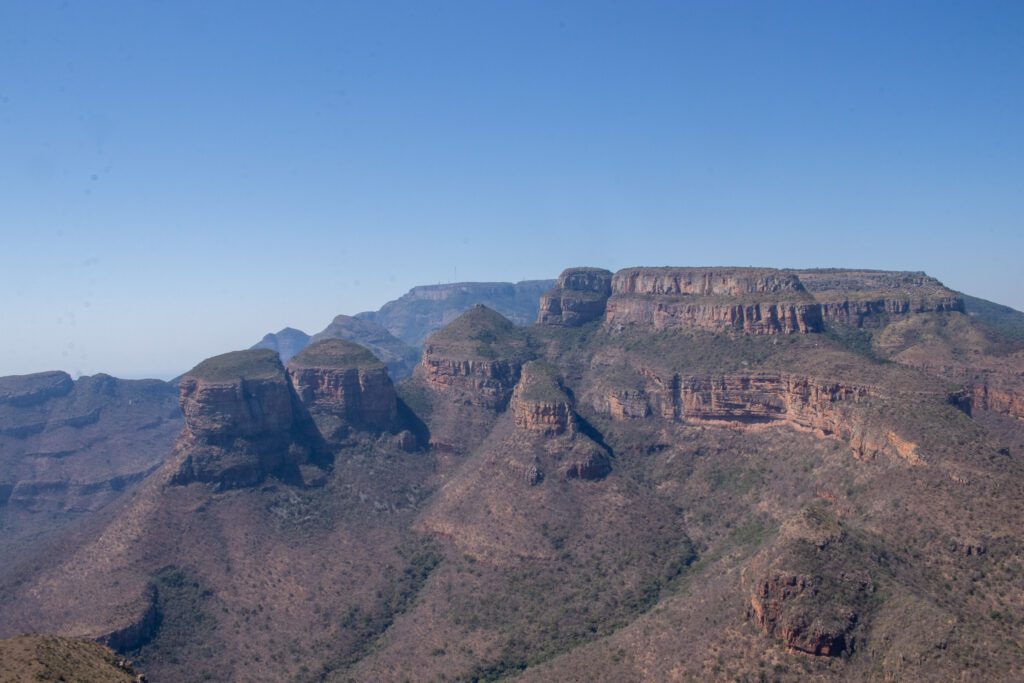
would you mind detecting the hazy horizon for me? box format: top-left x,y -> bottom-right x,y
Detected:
3,1 -> 1022,379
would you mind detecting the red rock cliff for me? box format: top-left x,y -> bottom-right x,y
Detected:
604,267 -> 823,334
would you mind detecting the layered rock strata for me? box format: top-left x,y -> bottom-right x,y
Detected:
594,371 -> 921,462
418,305 -> 532,411
797,269 -> 965,328
171,349 -> 315,489
0,371 -> 181,515
605,267 -> 822,334
508,361 -> 610,481
287,339 -> 400,442
537,267 -> 613,326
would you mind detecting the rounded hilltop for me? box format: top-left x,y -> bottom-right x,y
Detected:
424,304 -> 531,361
185,348 -> 283,382
288,338 -> 385,370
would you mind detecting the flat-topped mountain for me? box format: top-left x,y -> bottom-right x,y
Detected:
3,265 -> 1024,683
0,370 -> 181,574
358,280 -> 554,347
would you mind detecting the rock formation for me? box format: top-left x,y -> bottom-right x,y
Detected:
418,305 -> 532,411
592,370 -> 922,462
170,349 -> 317,489
605,267 -> 823,334
537,267 -> 613,326
287,339 -> 401,443
796,269 -> 965,328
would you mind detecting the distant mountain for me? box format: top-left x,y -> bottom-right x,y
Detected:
357,280 -> 555,347
962,293 -> 1024,346
309,315 -> 419,380
0,371 -> 182,574
250,279 -> 555,370
250,327 -> 311,363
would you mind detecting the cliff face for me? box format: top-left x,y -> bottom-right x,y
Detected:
537,267 -> 613,327
592,370 -> 921,463
605,268 -> 823,334
418,305 -> 532,411
171,349 -> 314,489
796,269 -> 965,328
287,339 -> 400,442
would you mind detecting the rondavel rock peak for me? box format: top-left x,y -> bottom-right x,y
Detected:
2,265 -> 1024,683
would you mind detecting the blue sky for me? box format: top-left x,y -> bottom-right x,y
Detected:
1,1 -> 1021,378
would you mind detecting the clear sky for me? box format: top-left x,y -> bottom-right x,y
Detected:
1,1 -> 1021,379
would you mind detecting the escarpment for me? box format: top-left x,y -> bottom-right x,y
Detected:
170,349 -> 318,488
605,267 -> 823,334
287,339 -> 402,442
538,267 -> 613,326
593,370 -> 921,462
797,269 -> 965,328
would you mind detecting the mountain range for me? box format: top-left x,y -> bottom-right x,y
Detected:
2,266 -> 1023,682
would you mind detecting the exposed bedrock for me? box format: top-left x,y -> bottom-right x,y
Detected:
171,349 -> 316,489
796,269 -> 965,328
287,339 -> 400,443
506,361 -> 610,481
605,267 -> 823,334
537,267 -> 613,327
418,305 -> 532,411
593,371 -> 921,463
968,382 -> 1024,421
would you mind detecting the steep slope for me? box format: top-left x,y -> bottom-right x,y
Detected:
0,634 -> 143,682
0,371 -> 181,574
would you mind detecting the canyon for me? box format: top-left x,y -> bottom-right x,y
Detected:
2,265 -> 1023,682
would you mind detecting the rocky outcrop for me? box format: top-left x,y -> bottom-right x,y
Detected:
287,339 -> 400,443
747,505 -> 873,657
749,572 -> 860,656
605,267 -> 822,334
511,361 -> 575,435
418,306 -> 532,411
171,349 -> 316,489
250,327 -> 311,363
507,361 -> 611,481
967,382 -> 1024,421
538,267 -> 613,326
797,269 -> 965,328
594,371 -> 922,463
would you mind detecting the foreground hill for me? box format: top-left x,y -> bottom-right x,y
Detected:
0,635 -> 143,682
2,266 -> 1023,682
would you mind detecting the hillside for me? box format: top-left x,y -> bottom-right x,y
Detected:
0,635 -> 143,682
1,266 -> 1023,682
